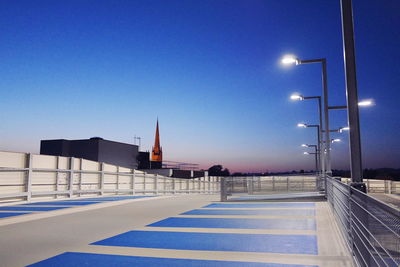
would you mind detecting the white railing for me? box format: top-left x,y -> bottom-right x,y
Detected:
340,177 -> 400,194
0,151 -> 220,203
220,175 -> 320,201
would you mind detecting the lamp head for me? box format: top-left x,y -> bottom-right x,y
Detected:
303,152 -> 310,155
290,94 -> 304,101
281,55 -> 300,65
297,123 -> 307,128
339,126 -> 350,133
358,99 -> 374,107
332,138 -> 341,143
301,144 -> 308,147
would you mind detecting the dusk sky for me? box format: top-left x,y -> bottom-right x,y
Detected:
0,0 -> 399,172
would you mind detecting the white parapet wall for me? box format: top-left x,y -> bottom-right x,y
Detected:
0,150 -> 220,203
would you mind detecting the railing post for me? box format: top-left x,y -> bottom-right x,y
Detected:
198,178 -> 201,193
172,178 -> 176,194
187,179 -> 190,194
78,158 -> 83,197
69,157 -> 74,198
220,177 -> 227,202
163,176 -> 167,194
25,153 -> 33,201
116,166 -> 120,194
100,162 -> 105,195
55,156 -> 60,198
286,176 -> 289,191
131,169 -> 136,195
143,172 -> 146,195
272,176 -> 275,191
155,174 -> 158,195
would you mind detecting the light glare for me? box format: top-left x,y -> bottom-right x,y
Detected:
290,94 -> 304,101
301,144 -> 308,147
297,123 -> 307,128
281,55 -> 298,65
358,99 -> 374,106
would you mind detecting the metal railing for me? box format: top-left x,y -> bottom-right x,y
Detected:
326,176 -> 400,267
0,153 -> 220,203
220,175 -> 320,201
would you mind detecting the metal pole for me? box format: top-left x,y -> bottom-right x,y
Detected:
317,97 -> 325,177
322,59 -> 332,176
340,0 -> 365,189
315,126 -> 320,175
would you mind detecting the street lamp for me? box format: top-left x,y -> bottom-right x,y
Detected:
297,123 -> 321,175
302,145 -> 318,175
291,93 -> 324,176
283,56 -> 332,177
328,99 -> 375,110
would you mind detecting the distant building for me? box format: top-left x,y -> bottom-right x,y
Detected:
40,120 -> 207,178
40,137 -> 148,169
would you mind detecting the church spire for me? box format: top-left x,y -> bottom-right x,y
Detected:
151,119 -> 163,162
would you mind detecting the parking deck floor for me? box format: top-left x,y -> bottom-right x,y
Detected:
0,194 -> 353,267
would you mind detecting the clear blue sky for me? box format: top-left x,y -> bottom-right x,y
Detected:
0,0 -> 399,172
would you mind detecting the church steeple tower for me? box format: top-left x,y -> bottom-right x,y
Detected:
151,119 -> 163,162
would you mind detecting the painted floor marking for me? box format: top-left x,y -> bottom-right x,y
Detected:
92,230 -> 318,255
22,201 -> 102,206
0,212 -> 31,218
0,206 -> 70,211
147,217 -> 316,230
28,252 -> 318,267
182,208 -> 316,216
205,203 -> 316,209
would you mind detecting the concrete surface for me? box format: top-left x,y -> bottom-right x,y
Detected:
0,194 -> 353,267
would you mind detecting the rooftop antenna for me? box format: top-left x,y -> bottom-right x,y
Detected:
134,135 -> 142,150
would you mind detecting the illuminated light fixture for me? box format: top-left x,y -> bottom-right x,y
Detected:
301,144 -> 308,147
332,138 -> 341,143
290,94 -> 304,101
358,99 -> 374,107
303,152 -> 310,155
281,55 -> 299,65
297,123 -> 307,128
339,126 -> 350,133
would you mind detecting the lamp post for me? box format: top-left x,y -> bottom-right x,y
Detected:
302,145 -> 318,174
283,57 -> 332,177
297,123 -> 320,174
291,94 -> 324,176
340,0 -> 364,189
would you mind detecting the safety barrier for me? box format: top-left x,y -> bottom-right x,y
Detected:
326,176 -> 399,267
220,175 -> 320,201
0,151 -> 220,203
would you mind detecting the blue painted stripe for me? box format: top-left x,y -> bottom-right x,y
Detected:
0,206 -> 70,211
92,230 -> 318,254
182,209 -> 316,216
29,252 -> 318,267
0,212 -> 30,218
23,201 -> 101,206
205,203 -> 315,209
148,217 -> 316,230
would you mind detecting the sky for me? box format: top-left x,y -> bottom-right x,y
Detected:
0,0 -> 399,172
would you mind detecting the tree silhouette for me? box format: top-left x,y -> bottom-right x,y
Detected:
208,165 -> 230,176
